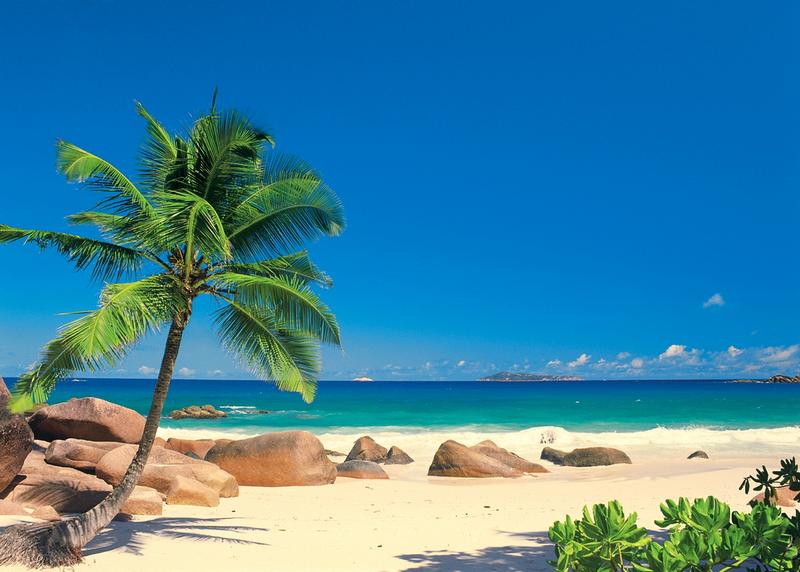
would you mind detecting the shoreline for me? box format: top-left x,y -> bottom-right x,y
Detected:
1,449 -> 788,571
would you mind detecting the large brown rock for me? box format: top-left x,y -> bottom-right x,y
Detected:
336,460 -> 389,479
688,450 -> 709,460
564,447 -> 631,467
0,377 -> 9,399
44,439 -> 122,472
205,431 -> 337,487
0,415 -> 34,492
385,446 -> 414,465
470,440 -> 549,474
28,398 -> 145,443
751,486 -> 799,508
540,446 -> 568,465
5,473 -> 112,513
428,440 -> 523,478
345,436 -> 388,463
122,486 -> 163,515
96,445 -> 238,498
169,405 -> 226,420
165,438 -> 217,459
0,499 -> 28,516
166,475 -> 219,507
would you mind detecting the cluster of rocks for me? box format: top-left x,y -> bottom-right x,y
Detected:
428,439 -> 549,478
0,390 -> 352,522
169,405 -> 227,420
334,436 -> 415,480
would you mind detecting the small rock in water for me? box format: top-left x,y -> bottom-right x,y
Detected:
169,404 -> 227,420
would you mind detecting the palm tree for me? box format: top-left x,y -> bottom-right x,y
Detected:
0,94 -> 344,567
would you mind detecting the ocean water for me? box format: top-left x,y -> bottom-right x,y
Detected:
6,377 -> 799,434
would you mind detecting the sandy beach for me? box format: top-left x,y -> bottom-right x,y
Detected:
1,430 -> 794,572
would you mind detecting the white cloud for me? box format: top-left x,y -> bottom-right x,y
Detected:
178,367 -> 196,376
546,359 -> 562,368
457,360 -> 466,367
138,365 -> 157,375
759,345 -> 799,364
630,358 -> 645,369
616,352 -> 631,360
727,345 -> 743,358
568,353 -> 591,368
703,293 -> 725,308
659,344 -> 687,360
207,369 -> 224,377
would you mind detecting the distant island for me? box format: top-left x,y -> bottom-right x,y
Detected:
733,374 -> 800,384
478,372 -> 582,382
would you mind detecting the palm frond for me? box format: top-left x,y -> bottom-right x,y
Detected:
149,191 -> 231,266
213,273 -> 340,345
135,101 -> 178,191
9,275 -> 185,411
0,224 -> 146,280
213,298 -> 318,402
219,251 -> 332,287
189,110 -> 272,212
227,178 -> 344,260
56,140 -> 156,220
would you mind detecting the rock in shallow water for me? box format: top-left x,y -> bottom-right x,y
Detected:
169,405 -> 227,420
28,398 -> 145,443
205,431 -> 337,486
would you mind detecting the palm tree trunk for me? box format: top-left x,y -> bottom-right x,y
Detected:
0,305 -> 192,568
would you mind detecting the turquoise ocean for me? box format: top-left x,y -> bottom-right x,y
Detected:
8,377 -> 800,435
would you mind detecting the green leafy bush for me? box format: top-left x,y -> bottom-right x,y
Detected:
549,458 -> 800,571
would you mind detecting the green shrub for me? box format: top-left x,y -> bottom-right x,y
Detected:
549,458 -> 800,571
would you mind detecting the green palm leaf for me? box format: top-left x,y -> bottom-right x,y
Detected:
228,178 -> 344,260
56,140 -> 156,220
214,298 -> 319,402
213,272 -> 341,345
220,250 -> 332,287
9,275 -> 185,411
0,224 -> 146,280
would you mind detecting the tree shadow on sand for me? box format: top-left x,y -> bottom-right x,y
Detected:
396,531 -> 553,572
79,517 -> 270,558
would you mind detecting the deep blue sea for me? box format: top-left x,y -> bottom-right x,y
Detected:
7,377 -> 800,435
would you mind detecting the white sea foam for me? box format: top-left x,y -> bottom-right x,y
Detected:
158,424 -> 800,462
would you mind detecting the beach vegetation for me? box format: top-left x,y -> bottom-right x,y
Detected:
0,93 -> 344,567
550,495 -> 799,571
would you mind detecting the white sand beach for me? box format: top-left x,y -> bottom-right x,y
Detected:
1,431 -> 795,572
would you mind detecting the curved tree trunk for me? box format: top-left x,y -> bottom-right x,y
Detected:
0,306 -> 192,568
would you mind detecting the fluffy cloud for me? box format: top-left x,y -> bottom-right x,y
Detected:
546,359 -> 562,367
457,360 -> 466,367
659,344 -> 687,359
207,369 -> 225,377
137,365 -> 156,375
727,345 -> 743,358
759,345 -> 799,364
630,358 -> 645,369
568,353 -> 591,368
616,352 -> 631,360
178,367 -> 196,376
703,293 -> 725,308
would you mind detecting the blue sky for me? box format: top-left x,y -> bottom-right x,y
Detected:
0,1 -> 798,381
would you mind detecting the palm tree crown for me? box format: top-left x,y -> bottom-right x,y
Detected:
1,97 -> 344,410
